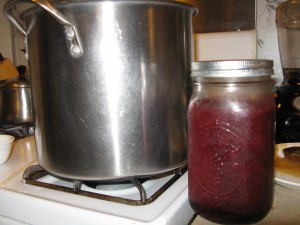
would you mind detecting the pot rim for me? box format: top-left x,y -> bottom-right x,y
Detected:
16,0 -> 198,16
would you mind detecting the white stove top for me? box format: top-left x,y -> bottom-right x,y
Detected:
0,137 -> 195,225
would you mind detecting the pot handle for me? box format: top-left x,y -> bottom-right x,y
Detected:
4,0 -> 83,57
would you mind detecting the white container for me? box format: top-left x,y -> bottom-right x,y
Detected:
0,135 -> 14,165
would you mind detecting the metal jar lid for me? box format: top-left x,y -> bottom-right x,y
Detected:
191,60 -> 274,82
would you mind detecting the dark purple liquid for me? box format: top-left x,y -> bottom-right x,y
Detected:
188,95 -> 275,224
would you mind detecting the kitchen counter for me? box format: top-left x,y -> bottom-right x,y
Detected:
191,185 -> 300,225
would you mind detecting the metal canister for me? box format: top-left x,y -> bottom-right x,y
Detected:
0,66 -> 33,125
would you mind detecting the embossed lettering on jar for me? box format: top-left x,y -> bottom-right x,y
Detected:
188,60 -> 276,224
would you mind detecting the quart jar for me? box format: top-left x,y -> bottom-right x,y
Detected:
188,60 -> 275,224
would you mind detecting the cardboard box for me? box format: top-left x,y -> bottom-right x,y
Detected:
0,58 -> 19,81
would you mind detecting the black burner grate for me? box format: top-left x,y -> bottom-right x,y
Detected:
23,165 -> 187,206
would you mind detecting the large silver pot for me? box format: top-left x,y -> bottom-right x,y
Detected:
4,0 -> 196,181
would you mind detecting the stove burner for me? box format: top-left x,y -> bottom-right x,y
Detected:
23,165 -> 187,206
0,124 -> 34,139
85,179 -> 146,191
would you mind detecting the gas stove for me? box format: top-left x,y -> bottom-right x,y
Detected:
0,137 -> 195,225
0,124 -> 34,140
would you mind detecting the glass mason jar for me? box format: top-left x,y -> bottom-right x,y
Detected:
188,60 -> 275,224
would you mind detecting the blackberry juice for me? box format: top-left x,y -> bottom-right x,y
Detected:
188,61 -> 275,224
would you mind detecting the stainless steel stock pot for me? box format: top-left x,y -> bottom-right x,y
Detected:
4,0 -> 196,181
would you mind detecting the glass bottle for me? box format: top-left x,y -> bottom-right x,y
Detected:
188,60 -> 275,224
275,0 -> 300,143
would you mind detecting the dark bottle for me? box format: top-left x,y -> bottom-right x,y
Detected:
188,60 -> 275,224
274,69 -> 300,143
275,1 -> 300,143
